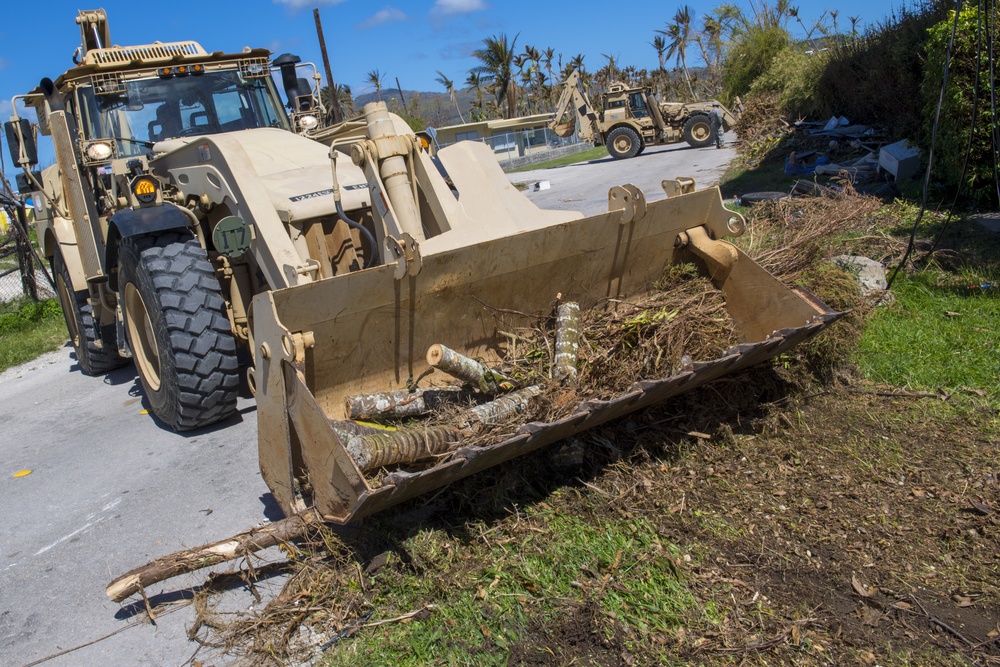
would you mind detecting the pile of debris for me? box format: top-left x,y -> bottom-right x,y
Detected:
733,95 -> 922,202
337,266 -> 737,484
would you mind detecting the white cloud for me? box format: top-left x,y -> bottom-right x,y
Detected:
273,0 -> 346,10
431,0 -> 487,15
358,7 -> 407,29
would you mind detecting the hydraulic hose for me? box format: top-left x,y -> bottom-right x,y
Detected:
335,196 -> 378,269
330,148 -> 378,269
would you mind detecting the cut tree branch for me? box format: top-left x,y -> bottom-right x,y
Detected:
106,508 -> 324,603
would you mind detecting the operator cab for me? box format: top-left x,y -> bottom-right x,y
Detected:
75,65 -> 292,157
628,92 -> 649,119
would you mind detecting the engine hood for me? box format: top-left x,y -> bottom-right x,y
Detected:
153,128 -> 370,222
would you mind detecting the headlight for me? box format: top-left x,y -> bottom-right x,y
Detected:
84,141 -> 114,162
298,115 -> 319,130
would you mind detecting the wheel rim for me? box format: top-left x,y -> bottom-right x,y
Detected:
691,122 -> 710,142
124,282 -> 162,391
55,273 -> 80,348
613,133 -> 633,154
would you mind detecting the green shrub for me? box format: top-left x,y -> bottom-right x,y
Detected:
722,25 -> 790,101
0,298 -> 62,335
750,47 -> 831,118
922,6 -> 999,205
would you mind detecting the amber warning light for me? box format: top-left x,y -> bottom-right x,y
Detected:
133,178 -> 158,204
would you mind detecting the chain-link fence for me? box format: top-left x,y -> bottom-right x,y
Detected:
0,196 -> 54,305
438,126 -> 588,169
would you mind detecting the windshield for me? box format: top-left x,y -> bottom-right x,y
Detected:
77,69 -> 291,156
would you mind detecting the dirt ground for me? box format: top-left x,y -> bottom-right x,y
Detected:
499,367 -> 1000,665
206,363 -> 999,666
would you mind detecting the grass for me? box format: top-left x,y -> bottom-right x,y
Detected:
0,297 -> 67,373
857,270 -> 1000,400
319,507 -> 705,666
505,145 -> 607,173
718,149 -> 1000,404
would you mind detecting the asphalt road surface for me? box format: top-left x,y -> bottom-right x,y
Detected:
511,132 -> 737,216
0,136 -> 736,667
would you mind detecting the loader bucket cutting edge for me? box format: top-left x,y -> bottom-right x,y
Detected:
252,185 -> 843,522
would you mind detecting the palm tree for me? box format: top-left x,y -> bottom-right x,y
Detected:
601,53 -> 617,81
657,7 -> 695,98
322,83 -> 354,121
651,35 -> 667,71
464,71 -> 486,121
543,47 -> 556,84
521,45 -> 543,111
470,33 -> 519,119
366,69 -> 385,102
848,15 -> 861,36
435,70 -> 465,123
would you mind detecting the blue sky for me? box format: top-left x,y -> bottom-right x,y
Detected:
1,0 -> 912,144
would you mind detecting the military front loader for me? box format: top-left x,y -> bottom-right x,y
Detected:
9,10 -> 838,532
550,70 -> 738,159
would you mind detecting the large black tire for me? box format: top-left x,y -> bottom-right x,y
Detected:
52,248 -> 126,375
119,232 -> 239,431
606,126 -> 642,160
683,114 -> 715,148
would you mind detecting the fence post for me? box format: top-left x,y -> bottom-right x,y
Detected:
14,204 -> 39,301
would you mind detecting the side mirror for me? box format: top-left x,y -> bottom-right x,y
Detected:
4,119 -> 38,167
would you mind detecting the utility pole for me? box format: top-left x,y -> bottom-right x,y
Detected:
395,77 -> 409,115
313,8 -> 343,123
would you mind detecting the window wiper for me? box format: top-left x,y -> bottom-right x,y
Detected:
103,137 -> 155,148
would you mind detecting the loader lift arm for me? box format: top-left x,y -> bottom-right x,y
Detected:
549,70 -> 600,142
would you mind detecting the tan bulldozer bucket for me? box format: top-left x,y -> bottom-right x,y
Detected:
250,149 -> 841,522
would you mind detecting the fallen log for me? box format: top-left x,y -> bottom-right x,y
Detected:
552,301 -> 580,382
106,508 -> 324,603
347,425 -> 464,471
426,343 -> 514,394
344,387 -> 465,421
465,386 -> 542,426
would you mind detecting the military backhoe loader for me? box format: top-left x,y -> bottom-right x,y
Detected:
8,11 -> 839,531
550,70 -> 738,159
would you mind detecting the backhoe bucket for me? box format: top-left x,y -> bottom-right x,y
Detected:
552,121 -> 576,138
251,159 -> 841,522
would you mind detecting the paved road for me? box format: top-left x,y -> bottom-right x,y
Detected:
510,132 -> 737,215
0,137 -> 735,667
0,357 -> 284,666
